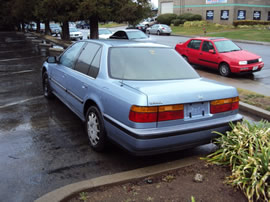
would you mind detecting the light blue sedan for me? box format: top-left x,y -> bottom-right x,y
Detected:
42,40 -> 242,155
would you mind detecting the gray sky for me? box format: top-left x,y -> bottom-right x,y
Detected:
151,0 -> 158,8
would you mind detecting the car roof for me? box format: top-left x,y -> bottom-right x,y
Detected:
84,39 -> 170,48
116,29 -> 143,33
193,37 -> 228,41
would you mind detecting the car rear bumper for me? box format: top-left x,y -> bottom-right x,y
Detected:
104,113 -> 242,155
230,62 -> 264,73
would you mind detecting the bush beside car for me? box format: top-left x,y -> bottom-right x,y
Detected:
233,20 -> 270,27
158,13 -> 202,26
157,14 -> 177,26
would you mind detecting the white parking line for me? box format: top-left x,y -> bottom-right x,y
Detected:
0,95 -> 44,109
0,56 -> 42,62
0,69 -> 34,76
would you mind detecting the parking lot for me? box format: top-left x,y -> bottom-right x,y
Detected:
0,31 -> 264,201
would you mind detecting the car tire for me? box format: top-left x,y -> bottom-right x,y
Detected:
219,63 -> 231,77
42,72 -> 54,99
85,106 -> 106,152
157,30 -> 160,35
167,33 -> 171,36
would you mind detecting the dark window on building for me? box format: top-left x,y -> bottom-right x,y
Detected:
187,40 -> 202,50
206,10 -> 214,20
253,11 -> 261,20
268,12 -> 270,21
88,48 -> 102,78
220,10 -> 229,20
74,43 -> 100,75
202,41 -> 214,52
60,42 -> 84,69
237,10 -> 246,20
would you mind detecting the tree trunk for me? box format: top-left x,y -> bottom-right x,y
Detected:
36,20 -> 40,33
45,20 -> 51,35
61,21 -> 70,40
90,15 -> 99,39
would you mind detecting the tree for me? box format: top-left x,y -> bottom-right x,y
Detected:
78,0 -> 151,39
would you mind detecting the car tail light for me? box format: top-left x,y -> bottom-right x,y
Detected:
210,97 -> 239,114
129,104 -> 184,123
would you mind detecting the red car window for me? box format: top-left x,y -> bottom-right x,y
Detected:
187,40 -> 202,50
202,41 -> 215,52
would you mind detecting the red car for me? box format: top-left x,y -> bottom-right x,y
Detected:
175,37 -> 264,76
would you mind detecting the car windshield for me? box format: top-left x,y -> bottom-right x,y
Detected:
50,24 -> 59,28
214,40 -> 241,53
127,31 -> 148,39
70,27 -> 78,32
99,29 -> 112,35
109,47 -> 199,80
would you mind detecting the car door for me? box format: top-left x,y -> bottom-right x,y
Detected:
186,39 -> 202,64
50,42 -> 85,101
199,41 -> 219,69
151,24 -> 159,34
65,42 -> 102,116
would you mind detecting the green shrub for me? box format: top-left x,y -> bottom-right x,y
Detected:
233,20 -> 270,27
183,21 -> 207,28
203,120 -> 270,201
172,19 -> 182,26
179,13 -> 202,21
157,14 -> 177,25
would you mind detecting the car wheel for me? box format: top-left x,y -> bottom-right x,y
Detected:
42,72 -> 53,99
85,106 -> 106,152
219,63 -> 231,77
167,33 -> 171,36
182,55 -> 189,63
157,30 -> 160,35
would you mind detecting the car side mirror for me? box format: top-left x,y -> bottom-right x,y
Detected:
209,49 -> 215,54
47,56 -> 58,63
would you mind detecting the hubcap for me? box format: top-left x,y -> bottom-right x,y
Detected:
87,112 -> 100,146
221,66 -> 227,74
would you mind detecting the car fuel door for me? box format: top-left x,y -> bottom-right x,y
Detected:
199,41 -> 219,69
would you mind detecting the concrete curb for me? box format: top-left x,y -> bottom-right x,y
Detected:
35,156 -> 199,202
239,101 -> 270,121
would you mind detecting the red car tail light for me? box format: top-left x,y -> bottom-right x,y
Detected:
129,106 -> 158,123
210,97 -> 239,114
158,104 -> 184,121
129,104 -> 184,123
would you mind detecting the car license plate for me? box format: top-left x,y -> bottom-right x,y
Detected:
185,102 -> 208,119
253,66 -> 258,70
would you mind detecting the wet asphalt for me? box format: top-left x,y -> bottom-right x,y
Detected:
0,32 -> 262,202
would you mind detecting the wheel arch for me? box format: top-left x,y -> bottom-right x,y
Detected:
83,97 -> 104,119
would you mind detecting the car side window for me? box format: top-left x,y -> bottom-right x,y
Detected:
202,41 -> 214,52
187,40 -> 202,50
59,42 -> 84,68
74,42 -> 101,75
88,48 -> 102,78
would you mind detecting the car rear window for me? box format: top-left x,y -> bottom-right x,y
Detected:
109,47 -> 199,80
126,31 -> 148,39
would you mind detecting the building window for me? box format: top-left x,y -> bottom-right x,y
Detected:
220,10 -> 229,20
206,10 -> 214,20
237,10 -> 246,20
253,11 -> 261,20
268,12 -> 270,21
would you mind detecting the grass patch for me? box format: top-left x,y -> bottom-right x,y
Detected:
171,22 -> 234,36
99,22 -> 126,28
237,88 -> 270,112
171,22 -> 270,42
207,28 -> 270,42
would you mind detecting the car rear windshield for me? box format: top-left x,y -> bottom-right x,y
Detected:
214,40 -> 241,53
126,31 -> 148,39
109,47 -> 199,80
